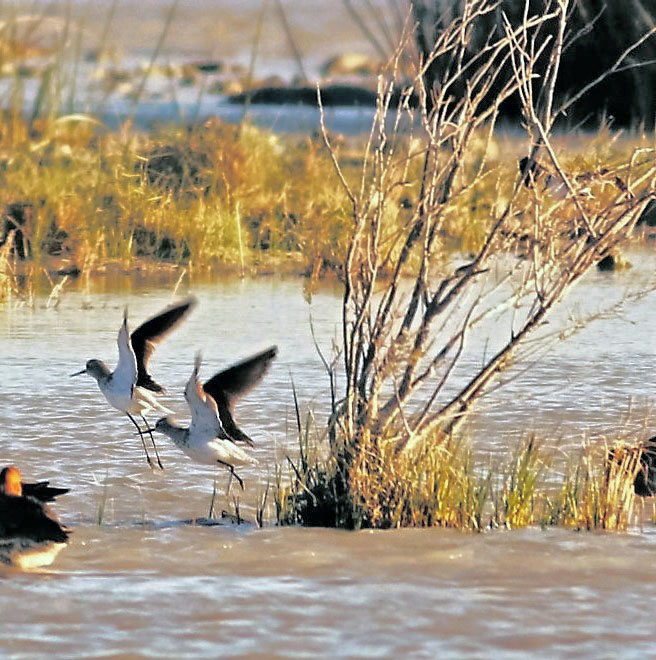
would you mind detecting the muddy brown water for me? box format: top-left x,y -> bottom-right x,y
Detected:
1,259 -> 656,657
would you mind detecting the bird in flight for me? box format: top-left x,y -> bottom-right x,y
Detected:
154,346 -> 277,516
71,297 -> 197,469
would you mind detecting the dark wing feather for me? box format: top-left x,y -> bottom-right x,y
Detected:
203,346 -> 278,447
203,346 -> 277,402
213,390 -> 254,446
131,296 -> 197,392
0,496 -> 69,543
22,481 -> 70,503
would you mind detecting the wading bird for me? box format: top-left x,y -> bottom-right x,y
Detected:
71,297 -> 197,469
0,466 -> 70,570
154,347 -> 277,516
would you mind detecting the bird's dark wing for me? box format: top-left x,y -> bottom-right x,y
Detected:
22,481 -> 70,503
0,496 -> 69,543
131,296 -> 197,392
204,346 -> 277,403
211,390 -> 254,446
203,346 -> 278,446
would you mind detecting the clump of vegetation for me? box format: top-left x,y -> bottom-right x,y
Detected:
276,430 -> 491,530
544,442 -> 640,531
277,423 -> 644,532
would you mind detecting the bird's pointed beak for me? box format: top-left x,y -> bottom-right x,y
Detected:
70,369 -> 86,377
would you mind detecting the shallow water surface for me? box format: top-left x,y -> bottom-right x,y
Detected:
1,264 -> 656,657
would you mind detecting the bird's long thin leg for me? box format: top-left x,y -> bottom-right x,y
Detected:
140,414 -> 164,470
208,472 -> 217,519
126,412 -> 153,468
217,460 -> 244,490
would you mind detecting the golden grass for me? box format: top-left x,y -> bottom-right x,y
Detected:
276,430 -> 646,532
545,442 -> 641,531
0,107 -> 651,300
0,232 -> 18,302
0,113 -> 359,281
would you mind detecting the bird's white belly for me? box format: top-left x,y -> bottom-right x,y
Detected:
184,438 -> 255,467
101,382 -> 170,416
100,380 -> 134,413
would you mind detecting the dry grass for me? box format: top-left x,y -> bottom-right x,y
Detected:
545,442 -> 642,531
0,114 -> 357,281
276,428 -> 644,532
0,108 -> 652,301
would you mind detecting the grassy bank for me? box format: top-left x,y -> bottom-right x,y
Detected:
0,113 -> 348,286
0,110 -> 652,303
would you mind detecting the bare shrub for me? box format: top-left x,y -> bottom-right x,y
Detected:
282,0 -> 656,528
